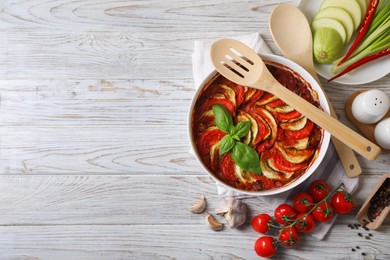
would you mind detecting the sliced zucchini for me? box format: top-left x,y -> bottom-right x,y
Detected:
275,142 -> 314,164
314,7 -> 355,42
319,0 -> 362,30
311,17 -> 347,44
280,116 -> 307,131
220,84 -> 236,106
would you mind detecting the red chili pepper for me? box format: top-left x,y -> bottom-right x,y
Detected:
338,0 -> 380,66
328,48 -> 390,82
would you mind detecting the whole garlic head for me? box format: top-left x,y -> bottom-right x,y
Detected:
215,197 -> 247,228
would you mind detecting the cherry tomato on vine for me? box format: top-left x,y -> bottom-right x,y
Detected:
252,213 -> 273,234
254,236 -> 277,258
274,204 -> 297,224
308,180 -> 331,202
312,201 -> 335,222
294,213 -> 316,233
292,192 -> 315,213
278,227 -> 299,248
331,191 -> 354,214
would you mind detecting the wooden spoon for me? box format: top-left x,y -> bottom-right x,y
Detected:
269,3 -> 362,177
210,38 -> 381,160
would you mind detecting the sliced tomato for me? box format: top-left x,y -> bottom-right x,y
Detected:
245,89 -> 264,103
246,111 -> 271,146
196,127 -> 226,169
266,98 -> 285,108
232,85 -> 246,108
268,147 -> 307,173
256,92 -> 278,106
220,154 -> 238,182
275,142 -> 314,164
284,120 -> 314,139
197,97 -> 235,116
273,110 -> 302,122
257,141 -> 273,153
253,108 -> 278,152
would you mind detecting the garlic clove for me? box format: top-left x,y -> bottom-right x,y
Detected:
188,196 -> 207,214
205,213 -> 224,231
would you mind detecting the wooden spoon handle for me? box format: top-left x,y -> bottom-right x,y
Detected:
281,52 -> 362,176
331,137 -> 362,176
311,72 -> 362,176
258,79 -> 381,161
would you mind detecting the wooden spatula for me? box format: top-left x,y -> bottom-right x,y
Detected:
210,38 -> 380,160
269,3 -> 362,177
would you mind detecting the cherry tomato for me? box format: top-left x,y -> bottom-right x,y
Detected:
278,227 -> 299,248
331,191 -> 354,214
274,204 -> 297,224
254,236 -> 277,258
252,213 -> 273,234
312,201 -> 335,222
292,192 -> 315,213
308,180 -> 331,202
294,213 -> 316,233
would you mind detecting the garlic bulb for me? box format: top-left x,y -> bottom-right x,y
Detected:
215,197 -> 247,228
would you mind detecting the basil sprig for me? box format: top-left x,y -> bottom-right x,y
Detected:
212,104 -> 261,175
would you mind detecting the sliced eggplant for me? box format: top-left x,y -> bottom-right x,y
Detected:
283,137 -> 310,150
210,141 -> 220,171
197,109 -> 215,132
256,93 -> 279,106
267,147 -> 307,173
280,116 -> 307,131
267,157 -> 295,179
257,108 -> 278,145
234,165 -> 257,183
220,84 -> 236,106
275,142 -> 314,164
237,111 -> 258,145
260,158 -> 283,180
274,110 -> 302,122
249,112 -> 271,146
266,104 -> 295,114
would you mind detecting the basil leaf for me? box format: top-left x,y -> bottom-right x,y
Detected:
219,135 -> 236,155
212,104 -> 233,133
230,142 -> 261,175
230,121 -> 251,140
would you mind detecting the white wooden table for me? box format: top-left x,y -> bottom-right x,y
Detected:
0,0 -> 389,259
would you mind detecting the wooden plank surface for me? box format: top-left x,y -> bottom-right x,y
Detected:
0,175 -> 388,225
0,174 -> 388,259
0,224 -> 388,260
0,0 -> 389,258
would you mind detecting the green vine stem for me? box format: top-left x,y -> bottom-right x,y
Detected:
271,182 -> 346,244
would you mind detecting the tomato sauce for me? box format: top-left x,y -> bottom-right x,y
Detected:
192,61 -> 324,192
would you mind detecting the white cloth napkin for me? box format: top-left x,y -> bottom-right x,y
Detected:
191,33 -> 359,240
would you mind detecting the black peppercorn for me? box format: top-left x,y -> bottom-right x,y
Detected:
367,179 -> 390,223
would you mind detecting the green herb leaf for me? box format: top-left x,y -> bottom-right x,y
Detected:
212,104 -> 233,133
230,142 -> 261,175
219,135 -> 236,155
230,121 -> 251,140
